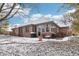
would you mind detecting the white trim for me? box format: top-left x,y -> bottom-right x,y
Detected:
30,32 -> 36,34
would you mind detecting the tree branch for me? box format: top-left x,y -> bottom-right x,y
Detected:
0,3 -> 16,21
0,3 -> 5,12
7,7 -> 20,19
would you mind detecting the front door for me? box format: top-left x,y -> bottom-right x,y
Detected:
38,32 -> 41,36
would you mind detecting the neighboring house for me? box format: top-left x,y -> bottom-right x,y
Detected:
11,18 -> 72,38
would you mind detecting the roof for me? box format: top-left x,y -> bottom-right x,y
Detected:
53,19 -> 69,27
12,16 -> 71,28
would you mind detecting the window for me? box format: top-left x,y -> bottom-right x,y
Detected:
51,28 -> 53,32
38,28 -> 41,32
25,27 -> 27,32
42,28 -> 45,32
46,24 -> 49,32
25,26 -> 29,32
51,28 -> 57,32
32,26 -> 36,32
19,27 -> 23,35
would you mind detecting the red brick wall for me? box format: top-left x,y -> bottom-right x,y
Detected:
59,27 -> 71,37
21,25 -> 36,37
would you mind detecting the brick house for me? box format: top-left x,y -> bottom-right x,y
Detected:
35,20 -> 71,38
20,24 -> 36,37
11,18 -> 71,38
12,24 -> 37,37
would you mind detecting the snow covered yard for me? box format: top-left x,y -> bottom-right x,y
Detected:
0,35 -> 71,44
0,35 -> 79,56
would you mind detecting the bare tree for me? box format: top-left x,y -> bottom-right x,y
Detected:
0,3 -> 16,21
0,3 -> 40,22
